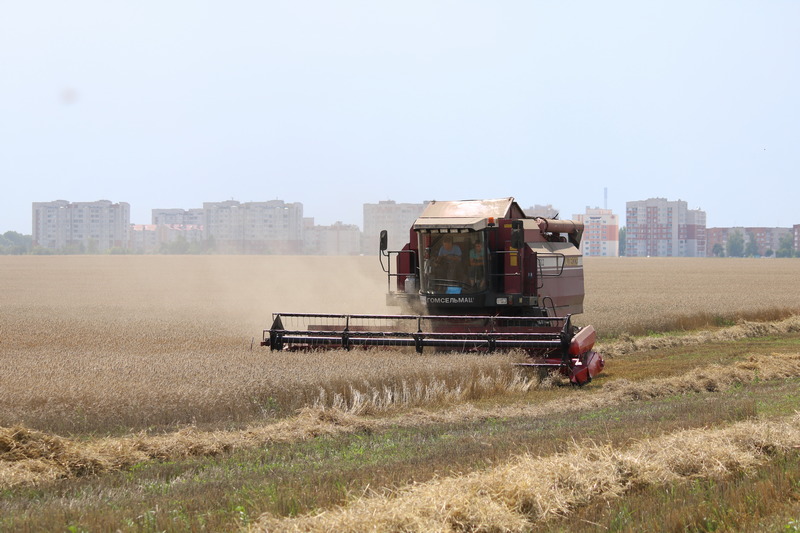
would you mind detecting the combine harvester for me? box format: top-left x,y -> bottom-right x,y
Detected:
262,198 -> 604,385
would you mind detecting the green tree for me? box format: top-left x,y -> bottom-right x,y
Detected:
159,237 -> 190,254
106,247 -> 130,255
711,243 -> 725,257
0,231 -> 32,254
157,236 -> 214,255
61,242 -> 85,255
30,246 -> 54,255
618,227 -> 626,256
727,230 -> 744,258
776,233 -> 795,258
744,232 -> 759,257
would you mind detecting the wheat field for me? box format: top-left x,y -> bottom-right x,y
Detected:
581,257 -> 800,335
1,255 -> 799,435
3,255 -> 800,531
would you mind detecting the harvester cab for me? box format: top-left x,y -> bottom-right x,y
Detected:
263,197 -> 604,386
380,198 -> 585,318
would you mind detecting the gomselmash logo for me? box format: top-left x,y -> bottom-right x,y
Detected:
425,296 -> 476,304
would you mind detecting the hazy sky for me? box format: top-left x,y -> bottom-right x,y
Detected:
2,1 -> 798,233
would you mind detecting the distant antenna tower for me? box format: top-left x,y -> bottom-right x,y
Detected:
604,187 -> 608,210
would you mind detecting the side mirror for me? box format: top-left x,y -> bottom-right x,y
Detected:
511,223 -> 524,250
379,230 -> 388,252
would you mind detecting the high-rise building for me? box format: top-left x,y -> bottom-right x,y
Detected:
524,204 -> 559,219
151,208 -> 205,226
203,200 -> 303,254
573,208 -> 619,257
706,227 -> 793,257
130,224 -> 205,253
32,200 -> 130,252
794,225 -> 800,254
625,198 -> 706,257
362,200 -> 427,254
303,220 -> 362,255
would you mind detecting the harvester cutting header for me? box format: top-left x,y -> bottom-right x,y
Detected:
263,198 -> 603,385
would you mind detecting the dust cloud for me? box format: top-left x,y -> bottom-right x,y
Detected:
0,255 -> 393,336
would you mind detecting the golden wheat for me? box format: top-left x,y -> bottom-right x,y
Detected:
3,350 -> 800,490
582,257 -> 800,334
1,255 -> 799,434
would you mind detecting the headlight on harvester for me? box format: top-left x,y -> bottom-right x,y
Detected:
496,297 -> 508,305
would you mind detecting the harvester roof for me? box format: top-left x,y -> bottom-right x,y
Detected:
413,198 -> 526,231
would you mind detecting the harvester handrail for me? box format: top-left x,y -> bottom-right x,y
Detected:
536,252 -> 567,277
277,329 -> 565,340
381,248 -> 418,295
271,312 -> 569,322
271,312 -> 425,320
492,249 -> 523,288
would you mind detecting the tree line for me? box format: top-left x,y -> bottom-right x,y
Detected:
710,230 -> 796,258
0,231 -> 32,254
0,232 -> 215,255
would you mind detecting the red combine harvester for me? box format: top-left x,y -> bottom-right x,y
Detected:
262,198 -> 604,385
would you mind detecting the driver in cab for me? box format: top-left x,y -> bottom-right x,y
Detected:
437,236 -> 462,279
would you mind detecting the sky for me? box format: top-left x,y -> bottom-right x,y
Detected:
2,1 -> 798,233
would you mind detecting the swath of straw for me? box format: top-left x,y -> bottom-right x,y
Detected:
2,351 -> 800,490
253,414 -> 800,532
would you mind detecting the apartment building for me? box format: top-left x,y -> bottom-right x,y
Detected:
32,200 -> 130,252
129,224 -> 159,252
303,220 -> 362,255
151,208 -> 205,226
707,226 -> 793,257
362,200 -> 427,254
524,204 -> 559,219
625,198 -> 706,257
794,225 -> 800,253
572,208 -> 619,257
130,224 -> 205,253
203,200 -> 303,254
